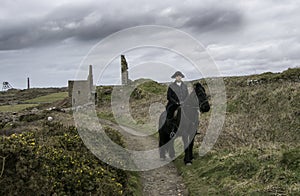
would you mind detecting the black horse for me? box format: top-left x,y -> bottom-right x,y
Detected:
158,82 -> 210,164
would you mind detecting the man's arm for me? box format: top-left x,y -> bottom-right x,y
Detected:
167,86 -> 179,105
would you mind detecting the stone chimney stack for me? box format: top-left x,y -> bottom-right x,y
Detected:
88,65 -> 93,90
27,77 -> 30,89
121,55 -> 129,85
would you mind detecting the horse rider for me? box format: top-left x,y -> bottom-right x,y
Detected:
166,71 -> 189,121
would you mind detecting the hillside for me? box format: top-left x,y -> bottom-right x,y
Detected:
0,67 -> 299,195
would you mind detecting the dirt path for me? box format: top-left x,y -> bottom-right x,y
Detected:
98,119 -> 188,196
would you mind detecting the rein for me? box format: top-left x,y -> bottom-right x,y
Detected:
199,99 -> 209,109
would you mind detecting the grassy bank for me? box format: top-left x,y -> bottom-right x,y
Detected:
174,146 -> 300,195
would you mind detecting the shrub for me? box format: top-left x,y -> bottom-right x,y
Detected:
19,113 -> 46,122
0,122 -> 136,195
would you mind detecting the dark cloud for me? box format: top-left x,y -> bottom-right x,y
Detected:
0,2 -> 155,50
181,7 -> 243,33
0,4 -> 94,50
0,2 -> 244,50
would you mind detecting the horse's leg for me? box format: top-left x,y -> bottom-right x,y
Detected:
158,112 -> 168,159
189,122 -> 198,160
182,134 -> 192,164
159,130 -> 167,159
168,137 -> 175,159
183,132 -> 197,164
189,136 -> 195,160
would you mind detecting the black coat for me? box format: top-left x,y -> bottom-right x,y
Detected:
166,82 -> 189,109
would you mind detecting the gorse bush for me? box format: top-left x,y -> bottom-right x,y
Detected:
19,113 -> 46,122
0,122 -> 137,195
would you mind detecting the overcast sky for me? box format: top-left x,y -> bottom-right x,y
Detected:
0,0 -> 299,88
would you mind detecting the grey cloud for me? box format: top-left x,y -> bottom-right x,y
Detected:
0,4 -> 95,50
0,2 -> 158,50
0,2 -> 244,51
181,7 -> 243,33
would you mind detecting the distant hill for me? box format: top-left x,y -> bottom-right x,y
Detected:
0,87 -> 67,106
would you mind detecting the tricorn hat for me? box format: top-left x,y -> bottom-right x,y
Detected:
171,71 -> 185,78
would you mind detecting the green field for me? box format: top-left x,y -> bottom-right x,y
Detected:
24,92 -> 68,103
0,104 -> 39,112
0,92 -> 68,112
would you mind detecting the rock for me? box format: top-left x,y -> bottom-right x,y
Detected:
47,116 -> 53,121
31,108 -> 39,113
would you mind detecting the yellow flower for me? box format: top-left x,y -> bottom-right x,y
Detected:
116,183 -> 122,187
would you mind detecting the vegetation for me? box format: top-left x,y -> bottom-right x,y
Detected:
0,88 -> 66,106
0,104 -> 39,112
133,80 -> 167,95
174,146 -> 300,195
0,67 -> 299,195
18,112 -> 48,122
0,122 -> 140,195
24,92 -> 68,104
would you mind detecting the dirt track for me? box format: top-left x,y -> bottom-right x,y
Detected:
98,119 -> 188,196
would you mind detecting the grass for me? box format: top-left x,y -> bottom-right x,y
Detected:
174,146 -> 300,195
24,92 -> 68,104
0,104 -> 39,112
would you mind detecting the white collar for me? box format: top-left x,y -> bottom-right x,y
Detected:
176,81 -> 182,86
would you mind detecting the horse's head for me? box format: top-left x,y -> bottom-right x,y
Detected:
194,82 -> 210,113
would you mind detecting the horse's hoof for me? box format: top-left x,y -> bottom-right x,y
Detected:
185,162 -> 192,166
160,157 -> 166,161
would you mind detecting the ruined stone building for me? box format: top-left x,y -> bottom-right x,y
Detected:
68,65 -> 96,106
68,55 -> 130,106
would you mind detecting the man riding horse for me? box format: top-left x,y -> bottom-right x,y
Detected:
159,71 -> 210,165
